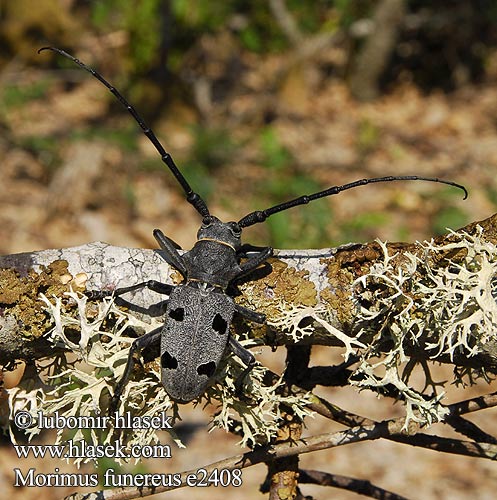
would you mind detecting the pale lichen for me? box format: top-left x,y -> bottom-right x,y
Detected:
8,291 -> 180,465
8,228 -> 495,458
268,302 -> 366,358
7,289 -> 315,463
209,345 -> 315,448
350,229 -> 497,427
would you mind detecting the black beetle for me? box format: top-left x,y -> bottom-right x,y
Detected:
39,47 -> 467,406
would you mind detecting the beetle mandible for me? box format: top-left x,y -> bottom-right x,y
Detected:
39,47 -> 467,407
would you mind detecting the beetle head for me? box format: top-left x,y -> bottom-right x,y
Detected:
197,216 -> 242,251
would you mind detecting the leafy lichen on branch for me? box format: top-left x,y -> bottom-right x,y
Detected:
350,228 -> 497,425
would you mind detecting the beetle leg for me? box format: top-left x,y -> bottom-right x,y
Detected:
154,229 -> 182,249
229,335 -> 256,398
153,228 -> 187,277
238,243 -> 270,257
238,246 -> 273,276
235,303 -> 265,324
229,335 -> 256,367
109,326 -> 163,414
86,280 -> 174,300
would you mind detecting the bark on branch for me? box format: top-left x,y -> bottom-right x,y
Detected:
1,213 -> 497,372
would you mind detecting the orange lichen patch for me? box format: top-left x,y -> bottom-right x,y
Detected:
319,243 -> 406,329
238,258 -> 317,320
0,260 -> 86,338
319,246 -> 378,329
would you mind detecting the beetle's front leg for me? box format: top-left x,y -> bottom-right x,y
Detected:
153,228 -> 187,277
86,280 -> 174,300
110,326 -> 162,414
238,246 -> 273,277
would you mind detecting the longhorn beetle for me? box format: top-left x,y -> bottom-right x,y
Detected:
39,47 -> 468,407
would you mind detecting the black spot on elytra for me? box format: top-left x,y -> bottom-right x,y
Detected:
169,307 -> 184,321
197,361 -> 216,378
212,313 -> 227,334
161,351 -> 178,370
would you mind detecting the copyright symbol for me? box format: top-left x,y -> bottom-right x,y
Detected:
14,410 -> 33,429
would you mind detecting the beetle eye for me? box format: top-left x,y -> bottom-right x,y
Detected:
228,222 -> 241,236
202,216 -> 213,227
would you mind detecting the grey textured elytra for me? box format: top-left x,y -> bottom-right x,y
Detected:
162,285 -> 235,402
39,46 -> 468,408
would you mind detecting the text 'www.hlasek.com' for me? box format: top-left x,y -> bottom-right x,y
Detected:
11,410 -> 243,488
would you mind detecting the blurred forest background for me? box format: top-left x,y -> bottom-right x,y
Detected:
1,1 -> 497,499
1,0 -> 497,256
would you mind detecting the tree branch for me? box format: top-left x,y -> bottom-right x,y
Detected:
2,214 -> 497,370
307,389 -> 497,460
269,0 -> 304,46
298,469 -> 409,500
350,0 -> 407,100
64,421 -> 391,500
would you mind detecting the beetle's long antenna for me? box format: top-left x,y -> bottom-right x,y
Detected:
238,175 -> 468,228
38,46 -> 210,218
